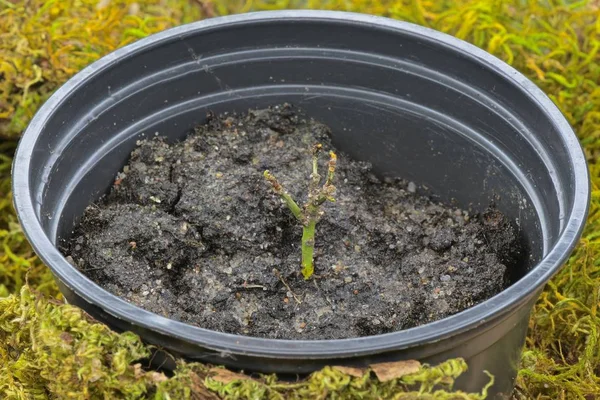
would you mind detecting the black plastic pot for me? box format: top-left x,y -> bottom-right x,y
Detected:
13,11 -> 588,397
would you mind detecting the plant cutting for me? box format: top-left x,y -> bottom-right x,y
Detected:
12,11 -> 589,398
263,144 -> 337,279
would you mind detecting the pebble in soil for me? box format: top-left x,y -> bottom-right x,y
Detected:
65,104 -> 523,340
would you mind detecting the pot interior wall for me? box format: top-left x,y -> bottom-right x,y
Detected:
30,19 -> 573,286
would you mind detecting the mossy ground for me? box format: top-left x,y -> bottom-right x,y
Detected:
0,0 -> 599,398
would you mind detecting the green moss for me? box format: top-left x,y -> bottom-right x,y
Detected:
1,0 -> 600,398
0,0 -> 208,140
0,286 -> 153,398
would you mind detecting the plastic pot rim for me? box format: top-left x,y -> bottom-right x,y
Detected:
12,10 -> 590,359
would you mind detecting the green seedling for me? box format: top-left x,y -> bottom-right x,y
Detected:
264,144 -> 337,280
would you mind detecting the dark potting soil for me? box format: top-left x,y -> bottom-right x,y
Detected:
65,104 -> 523,340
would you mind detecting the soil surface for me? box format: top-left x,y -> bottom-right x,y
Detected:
65,104 -> 523,340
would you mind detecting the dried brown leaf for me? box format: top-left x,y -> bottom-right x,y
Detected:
148,371 -> 168,383
333,366 -> 366,378
190,371 -> 220,400
209,368 -> 254,384
371,360 -> 421,382
59,332 -> 73,345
